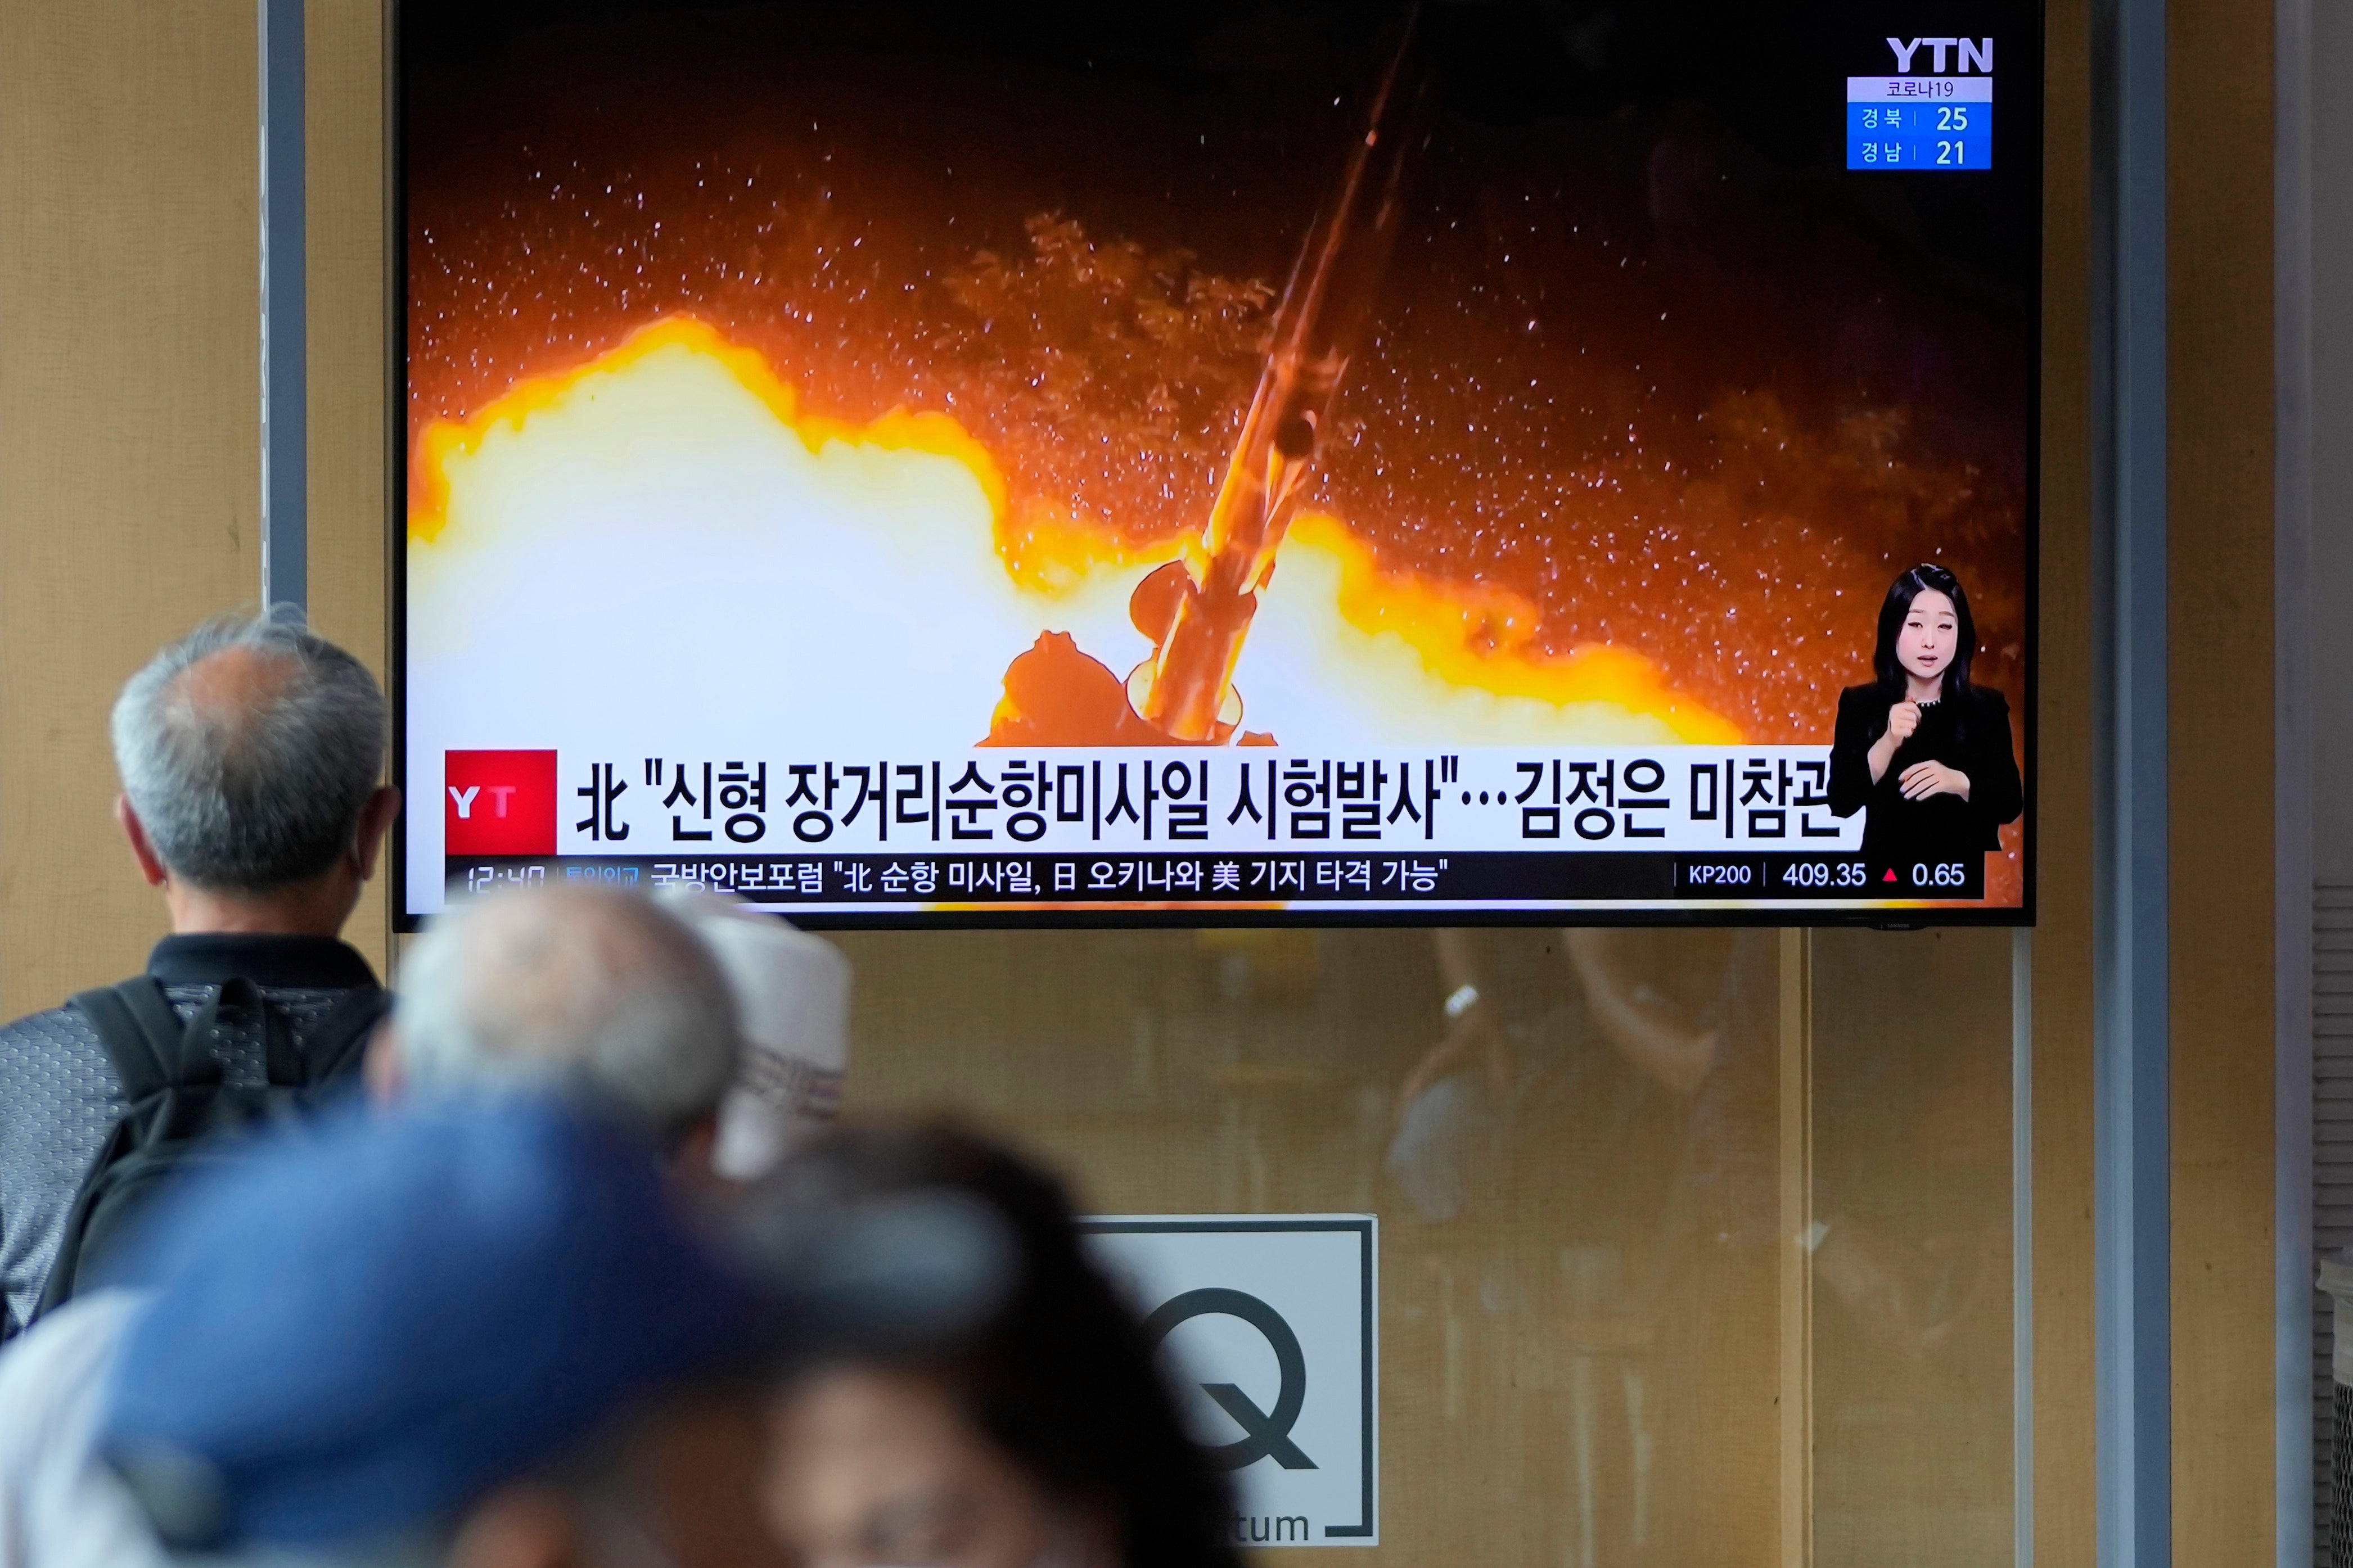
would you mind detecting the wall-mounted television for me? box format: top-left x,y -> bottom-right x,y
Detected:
397,0 -> 2039,927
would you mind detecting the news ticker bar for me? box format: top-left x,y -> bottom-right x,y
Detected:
448,851 -> 1985,905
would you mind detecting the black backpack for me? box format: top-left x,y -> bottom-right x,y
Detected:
30,974 -> 392,1320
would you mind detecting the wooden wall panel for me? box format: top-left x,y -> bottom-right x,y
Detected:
0,1 -> 260,1011
306,0 -> 391,973
2034,0 -> 2099,1558
2169,0 -> 2278,1554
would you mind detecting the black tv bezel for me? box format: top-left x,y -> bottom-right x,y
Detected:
386,1 -> 2041,933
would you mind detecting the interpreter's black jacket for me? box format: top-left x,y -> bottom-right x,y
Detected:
1827,684 -> 2023,872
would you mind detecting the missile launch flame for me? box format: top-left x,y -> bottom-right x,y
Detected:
407,316 -> 1734,748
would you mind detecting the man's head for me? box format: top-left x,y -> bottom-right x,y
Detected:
111,608 -> 398,935
381,885 -> 741,1156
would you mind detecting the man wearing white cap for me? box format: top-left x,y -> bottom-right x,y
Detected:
653,888 -> 852,1182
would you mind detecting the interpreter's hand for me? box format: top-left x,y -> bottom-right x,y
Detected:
1897,760 -> 1970,801
1885,701 -> 1921,744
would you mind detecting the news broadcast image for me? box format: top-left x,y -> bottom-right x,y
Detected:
398,0 -> 2038,925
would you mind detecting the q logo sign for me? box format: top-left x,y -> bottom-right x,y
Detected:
1082,1215 -> 1377,1547
1143,1289 -> 1316,1470
444,750 -> 558,857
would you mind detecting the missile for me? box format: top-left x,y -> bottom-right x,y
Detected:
1133,7 -> 1426,740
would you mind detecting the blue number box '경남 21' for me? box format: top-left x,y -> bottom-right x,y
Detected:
1846,75 -> 1993,170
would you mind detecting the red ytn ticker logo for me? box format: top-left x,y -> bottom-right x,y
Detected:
444,750 -> 558,856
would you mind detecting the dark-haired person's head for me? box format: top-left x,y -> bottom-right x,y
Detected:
110,607 -> 399,937
750,1123 -> 1240,1568
1870,563 -> 1977,701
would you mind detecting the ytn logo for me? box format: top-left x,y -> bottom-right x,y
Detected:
444,749 -> 558,856
1886,37 -> 1993,73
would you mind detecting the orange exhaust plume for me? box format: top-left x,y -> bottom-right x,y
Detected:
997,499 -> 1182,598
409,315 -> 1008,546
410,316 -> 1736,748
1279,514 -> 1741,744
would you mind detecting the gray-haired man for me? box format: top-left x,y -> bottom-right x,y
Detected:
0,608 -> 400,1337
368,882 -> 743,1171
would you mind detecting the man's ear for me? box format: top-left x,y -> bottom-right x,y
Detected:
115,796 -> 170,888
351,785 -> 401,881
446,1484 -> 588,1568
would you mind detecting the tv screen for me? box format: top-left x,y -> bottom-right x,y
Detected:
398,0 -> 2039,926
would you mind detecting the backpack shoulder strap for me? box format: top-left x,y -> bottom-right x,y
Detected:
69,979 -> 215,1100
38,980 -> 218,1326
292,986 -> 394,1085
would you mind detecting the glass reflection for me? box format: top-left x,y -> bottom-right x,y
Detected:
834,924 -> 2011,1566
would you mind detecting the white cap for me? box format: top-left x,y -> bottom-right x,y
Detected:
653,887 -> 851,1181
